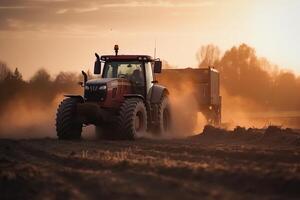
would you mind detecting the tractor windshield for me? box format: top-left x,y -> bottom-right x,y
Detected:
103,61 -> 144,83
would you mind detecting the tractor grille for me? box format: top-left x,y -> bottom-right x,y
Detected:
84,84 -> 107,102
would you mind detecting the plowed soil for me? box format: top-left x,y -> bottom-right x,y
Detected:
1,132 -> 300,200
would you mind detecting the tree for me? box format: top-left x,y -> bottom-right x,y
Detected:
30,69 -> 51,84
197,44 -> 221,68
0,61 -> 12,81
217,44 -> 272,106
13,68 -> 23,81
272,71 -> 300,110
55,71 -> 78,84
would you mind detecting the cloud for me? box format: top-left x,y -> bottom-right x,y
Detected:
54,0 -> 215,14
31,0 -> 70,2
56,8 -> 68,14
0,0 -> 216,33
100,1 -> 215,8
0,6 -> 29,9
56,6 -> 99,14
73,6 -> 98,13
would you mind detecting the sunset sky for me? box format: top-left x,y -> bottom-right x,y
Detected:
0,0 -> 300,79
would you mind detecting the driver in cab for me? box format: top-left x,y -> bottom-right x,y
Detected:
129,65 -> 143,85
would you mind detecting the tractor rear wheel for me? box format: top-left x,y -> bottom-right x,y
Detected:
56,98 -> 82,140
117,98 -> 147,140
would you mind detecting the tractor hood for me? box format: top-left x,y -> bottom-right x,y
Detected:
86,78 -> 119,85
85,78 -> 132,90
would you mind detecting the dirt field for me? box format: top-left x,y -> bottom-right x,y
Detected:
1,130 -> 300,200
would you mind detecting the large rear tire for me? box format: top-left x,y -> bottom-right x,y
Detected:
117,98 -> 147,140
56,98 -> 82,140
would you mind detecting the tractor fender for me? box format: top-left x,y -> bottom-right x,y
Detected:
150,85 -> 169,104
123,94 -> 145,101
64,95 -> 84,103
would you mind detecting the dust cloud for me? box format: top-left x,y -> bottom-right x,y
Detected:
0,66 -> 81,138
157,68 -> 207,136
0,95 -> 63,138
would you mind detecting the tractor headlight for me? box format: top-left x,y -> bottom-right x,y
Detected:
98,85 -> 107,90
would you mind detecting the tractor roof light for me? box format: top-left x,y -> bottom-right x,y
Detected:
114,45 -> 119,56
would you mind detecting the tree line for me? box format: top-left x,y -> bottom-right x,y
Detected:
0,62 -> 84,113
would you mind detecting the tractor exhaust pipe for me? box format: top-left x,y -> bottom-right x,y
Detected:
114,45 -> 119,56
82,70 -> 87,85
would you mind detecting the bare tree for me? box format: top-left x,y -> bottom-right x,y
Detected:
55,71 -> 78,84
30,69 -> 51,84
13,68 -> 22,81
0,61 -> 12,81
197,44 -> 221,68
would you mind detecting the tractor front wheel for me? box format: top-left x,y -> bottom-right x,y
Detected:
56,98 -> 82,140
117,98 -> 147,140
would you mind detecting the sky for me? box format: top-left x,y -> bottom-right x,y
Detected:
0,0 -> 300,79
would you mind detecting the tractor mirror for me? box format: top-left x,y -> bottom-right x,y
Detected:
94,60 -> 101,74
94,53 -> 101,74
154,61 -> 162,73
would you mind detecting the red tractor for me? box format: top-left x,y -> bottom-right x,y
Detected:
56,45 -> 171,140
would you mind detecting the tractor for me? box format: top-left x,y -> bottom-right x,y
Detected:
56,45 -> 171,140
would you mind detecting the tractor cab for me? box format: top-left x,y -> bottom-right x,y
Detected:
99,55 -> 160,97
83,45 -> 162,105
